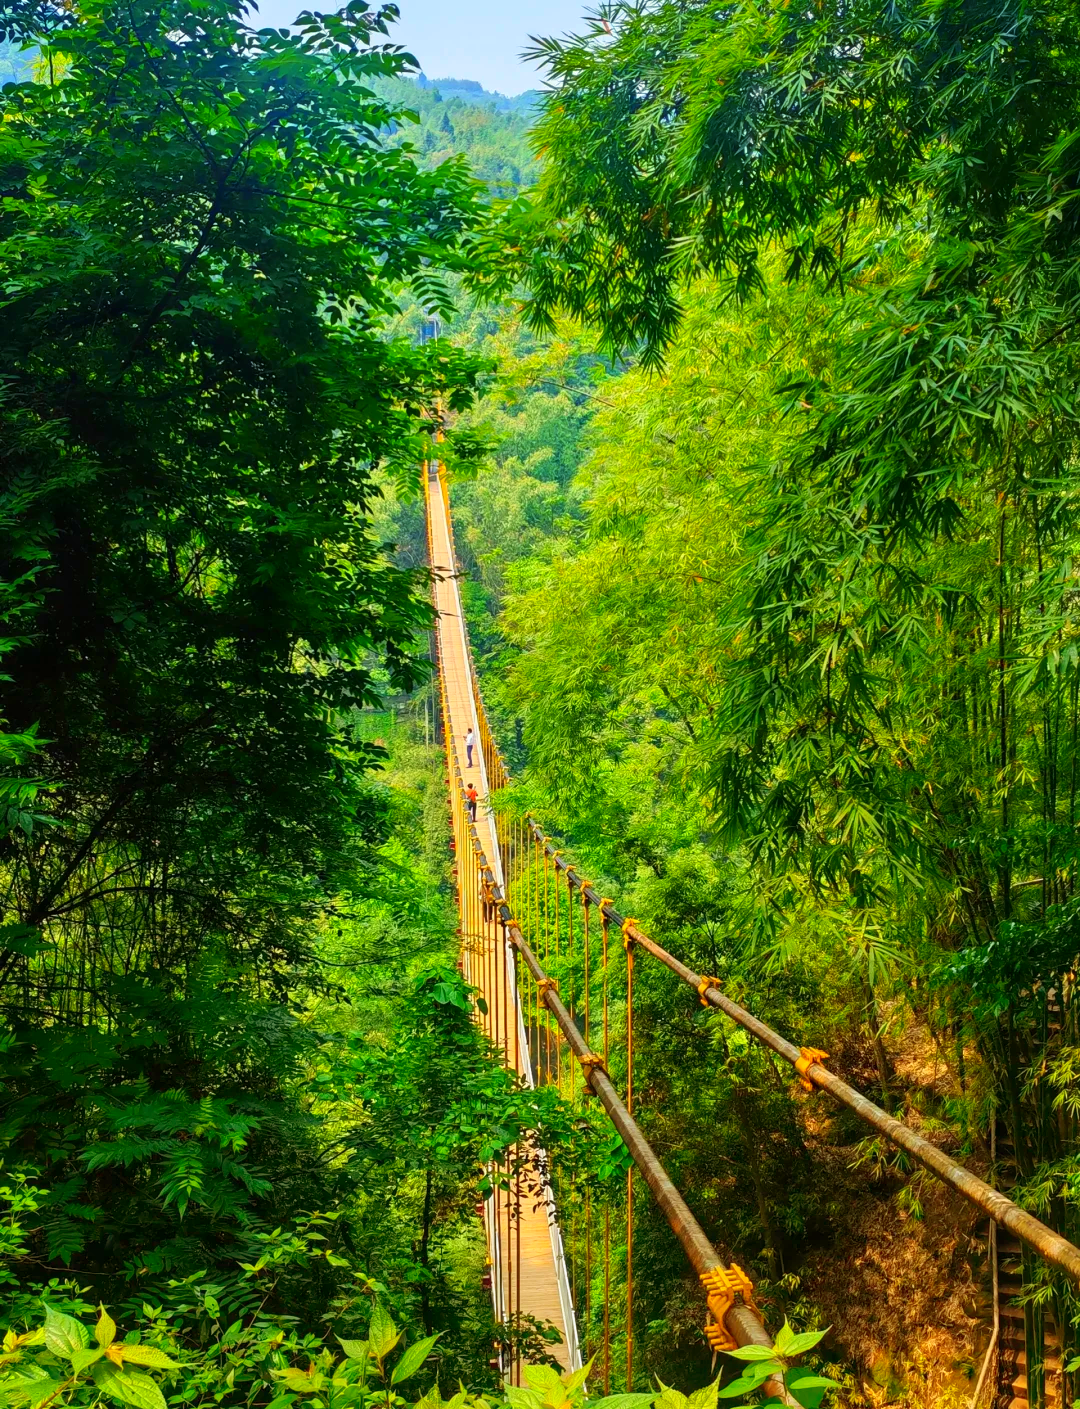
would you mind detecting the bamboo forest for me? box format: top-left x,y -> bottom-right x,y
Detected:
4,0 -> 1080,1406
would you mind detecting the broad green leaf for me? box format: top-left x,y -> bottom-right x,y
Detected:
503,1386 -> 543,1409
587,1397 -> 656,1409
523,1365 -> 563,1403
70,1347 -> 106,1375
367,1304 -> 400,1362
95,1309 -> 116,1350
331,1389 -> 366,1408
43,1305 -> 89,1358
92,1363 -> 167,1409
783,1369 -> 835,1409
772,1321 -> 797,1358
688,1384 -> 718,1409
777,1327 -> 829,1358
337,1339 -> 368,1361
783,1373 -> 835,1390
563,1361 -> 592,1394
724,1345 -> 781,1364
118,1347 -> 178,1370
390,1334 -> 440,1384
277,1369 -> 324,1393
718,1364 -> 780,1397
655,1389 -> 688,1409
718,1381 -> 759,1401
0,1373 -> 66,1408
25,1385 -> 64,1409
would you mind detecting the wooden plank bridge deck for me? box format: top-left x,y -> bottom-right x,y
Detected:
426,463 -> 576,1376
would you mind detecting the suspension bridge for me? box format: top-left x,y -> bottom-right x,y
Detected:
423,453 -> 1080,1407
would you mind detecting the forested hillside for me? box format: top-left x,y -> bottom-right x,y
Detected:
0,4 -> 567,1403
5,2 -> 1080,1408
373,73 -> 537,195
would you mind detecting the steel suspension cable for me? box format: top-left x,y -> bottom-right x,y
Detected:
432,471 -> 795,1389
554,854 -> 562,1092
438,728 -> 789,1393
470,838 -> 790,1399
600,902 -> 611,1392
516,819 -> 1080,1288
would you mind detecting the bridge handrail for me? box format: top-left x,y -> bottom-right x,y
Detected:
441,728 -> 792,1400
430,459 -> 1080,1287
520,819 -> 1080,1288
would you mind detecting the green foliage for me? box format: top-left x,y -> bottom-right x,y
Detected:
0,0 -> 572,1389
370,75 -> 538,196
2,1299 -> 834,1409
718,1322 -> 832,1408
480,0 -> 1080,364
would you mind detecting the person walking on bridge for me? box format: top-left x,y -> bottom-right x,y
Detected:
465,726 -> 476,768
466,783 -> 478,822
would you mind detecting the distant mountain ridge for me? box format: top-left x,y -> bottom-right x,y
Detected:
415,73 -> 541,118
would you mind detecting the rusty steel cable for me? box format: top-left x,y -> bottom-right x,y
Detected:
516,1157 -> 523,1385
603,1205 -> 611,1393
444,736 -> 791,1388
554,856 -> 562,1090
441,765 -> 790,1394
476,847 -> 791,1401
585,1186 -> 593,1366
583,889 -> 591,1051
543,849 -> 551,1085
566,869 -> 575,1059
518,819 -> 1080,1289
433,475 -> 793,1388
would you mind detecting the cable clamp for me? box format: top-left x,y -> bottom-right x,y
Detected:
537,977 -> 559,1000
795,1046 -> 829,1092
700,1264 -> 755,1353
577,1053 -> 607,1090
621,918 -> 638,951
697,975 -> 721,1007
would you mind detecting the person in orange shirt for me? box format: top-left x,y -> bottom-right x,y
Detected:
466,783 -> 478,822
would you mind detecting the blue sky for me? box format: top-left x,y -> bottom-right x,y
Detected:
248,0 -> 592,95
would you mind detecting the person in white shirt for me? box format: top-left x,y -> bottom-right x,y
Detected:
465,727 -> 476,767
